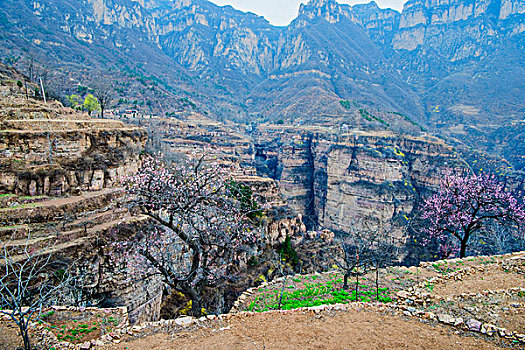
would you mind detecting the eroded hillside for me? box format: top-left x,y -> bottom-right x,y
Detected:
0,64 -> 164,325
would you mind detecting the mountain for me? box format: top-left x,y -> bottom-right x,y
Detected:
393,0 -> 525,126
0,0 -> 523,163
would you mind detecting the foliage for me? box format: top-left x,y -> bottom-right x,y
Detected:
340,100 -> 352,110
83,94 -> 100,115
226,181 -> 263,220
117,154 -> 262,316
38,312 -> 121,344
421,171 -> 525,258
277,235 -> 299,267
67,94 -> 83,110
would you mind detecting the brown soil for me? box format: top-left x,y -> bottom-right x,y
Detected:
432,265 -> 524,296
112,309 -> 506,350
422,263 -> 525,334
0,319 -> 25,350
0,308 -> 124,349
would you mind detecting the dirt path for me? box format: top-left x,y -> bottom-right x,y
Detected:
113,309 -> 506,350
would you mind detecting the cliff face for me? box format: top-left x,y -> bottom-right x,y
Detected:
393,0 -> 523,58
252,126 -> 461,234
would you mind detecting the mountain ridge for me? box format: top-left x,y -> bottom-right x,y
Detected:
0,0 -> 523,166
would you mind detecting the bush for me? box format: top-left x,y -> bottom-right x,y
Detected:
277,236 -> 299,266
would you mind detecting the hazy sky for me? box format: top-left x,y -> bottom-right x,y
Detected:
209,0 -> 407,26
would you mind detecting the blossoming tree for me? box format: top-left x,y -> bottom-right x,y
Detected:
421,171 -> 525,258
120,155 -> 260,316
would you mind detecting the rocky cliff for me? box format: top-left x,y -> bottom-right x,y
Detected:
0,65 -> 162,323
251,125 -> 462,235
1,0 -> 521,172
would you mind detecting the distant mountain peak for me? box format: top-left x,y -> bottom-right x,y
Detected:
299,0 -> 344,23
358,1 -> 380,9
307,0 -> 337,6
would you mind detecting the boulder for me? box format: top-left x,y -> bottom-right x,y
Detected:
174,316 -> 194,327
467,318 -> 482,332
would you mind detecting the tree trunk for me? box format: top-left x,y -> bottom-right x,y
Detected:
278,275 -> 288,309
355,273 -> 359,301
20,320 -> 31,350
460,239 -> 467,258
190,296 -> 202,317
180,283 -> 203,317
375,260 -> 379,300
101,105 -> 104,119
343,273 -> 349,290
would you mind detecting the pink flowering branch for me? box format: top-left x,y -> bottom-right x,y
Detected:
421,171 -> 525,258
117,154 -> 261,316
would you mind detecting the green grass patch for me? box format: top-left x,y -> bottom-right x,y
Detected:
246,279 -> 392,312
340,100 -> 352,110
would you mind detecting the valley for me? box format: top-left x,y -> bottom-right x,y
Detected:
0,0 -> 523,349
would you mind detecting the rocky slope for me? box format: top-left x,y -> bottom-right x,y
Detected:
1,0 -> 522,138
0,64 -> 164,323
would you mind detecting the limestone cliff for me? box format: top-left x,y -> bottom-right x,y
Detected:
251,125 -> 462,235
1,0 -> 522,150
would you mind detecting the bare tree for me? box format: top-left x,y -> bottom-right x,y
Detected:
369,230 -> 398,300
92,79 -> 114,119
331,221 -> 396,300
471,221 -> 525,256
0,235 -> 71,350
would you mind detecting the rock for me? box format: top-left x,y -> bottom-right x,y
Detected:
396,290 -> 410,299
407,307 -> 417,313
207,314 -> 216,320
423,312 -> 436,320
308,305 -> 325,313
453,317 -> 464,326
174,316 -> 194,327
109,332 -> 120,339
93,340 -> 104,347
80,341 -> 91,349
497,327 -> 507,337
467,318 -> 482,332
403,311 -> 412,317
437,314 -> 454,325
